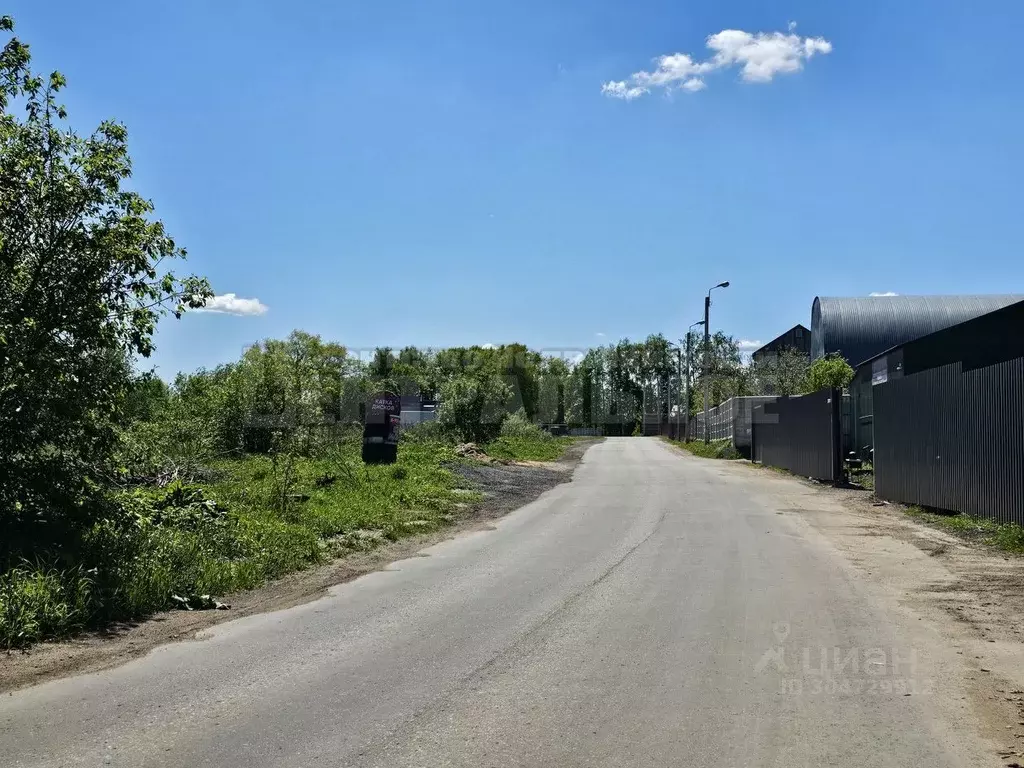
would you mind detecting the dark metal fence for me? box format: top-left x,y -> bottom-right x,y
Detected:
873,356 -> 1024,525
751,388 -> 842,482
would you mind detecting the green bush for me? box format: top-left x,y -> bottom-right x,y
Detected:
499,410 -> 548,440
437,375 -> 512,443
0,438 -> 472,648
806,353 -> 854,392
0,565 -> 93,648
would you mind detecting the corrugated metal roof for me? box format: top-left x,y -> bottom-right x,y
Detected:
811,294 -> 1024,367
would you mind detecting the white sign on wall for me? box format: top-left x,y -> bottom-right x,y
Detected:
871,357 -> 888,386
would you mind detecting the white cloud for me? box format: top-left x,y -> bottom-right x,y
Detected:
195,293 -> 268,316
595,332 -> 606,338
480,343 -> 497,349
737,339 -> 763,352
869,291 -> 899,297
707,29 -> 832,83
601,80 -> 648,101
602,24 -> 831,99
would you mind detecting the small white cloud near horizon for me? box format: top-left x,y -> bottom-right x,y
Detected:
195,293 -> 268,316
869,291 -> 899,297
595,332 -> 606,338
737,339 -> 763,352
480,343 -> 498,350
602,24 -> 831,99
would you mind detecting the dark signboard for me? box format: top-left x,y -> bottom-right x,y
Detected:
362,391 -> 401,464
366,392 -> 401,422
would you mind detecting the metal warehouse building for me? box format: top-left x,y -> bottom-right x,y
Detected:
860,298 -> 1024,524
810,294 -> 1024,366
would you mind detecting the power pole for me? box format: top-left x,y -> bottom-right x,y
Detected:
702,282 -> 730,444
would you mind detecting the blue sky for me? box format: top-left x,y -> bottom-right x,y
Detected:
9,1 -> 1024,374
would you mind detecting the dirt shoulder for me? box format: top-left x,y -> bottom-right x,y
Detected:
701,456 -> 1024,765
0,439 -> 600,693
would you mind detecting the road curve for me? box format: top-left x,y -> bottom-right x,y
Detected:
1,438 -> 976,766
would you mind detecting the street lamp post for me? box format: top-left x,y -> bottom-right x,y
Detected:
703,281 -> 730,444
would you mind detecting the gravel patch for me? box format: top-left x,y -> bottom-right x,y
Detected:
449,439 -> 599,519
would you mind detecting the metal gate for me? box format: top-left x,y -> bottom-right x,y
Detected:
752,388 -> 842,483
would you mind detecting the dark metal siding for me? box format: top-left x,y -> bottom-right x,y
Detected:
751,388 -> 842,482
810,295 -> 1024,367
874,357 -> 1024,525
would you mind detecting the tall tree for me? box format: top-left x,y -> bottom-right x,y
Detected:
537,356 -> 570,424
0,17 -> 211,551
691,332 -> 750,411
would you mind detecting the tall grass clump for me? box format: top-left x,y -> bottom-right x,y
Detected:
666,438 -> 740,460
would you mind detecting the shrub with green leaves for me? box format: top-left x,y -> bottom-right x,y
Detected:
0,437 -> 475,648
499,410 -> 547,440
437,375 -> 513,443
805,353 -> 854,392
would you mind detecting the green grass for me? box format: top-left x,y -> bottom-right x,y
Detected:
483,435 -> 574,462
662,437 -> 740,460
849,465 -> 875,491
904,506 -> 1024,555
1,438 -> 479,649
1,429 -> 585,648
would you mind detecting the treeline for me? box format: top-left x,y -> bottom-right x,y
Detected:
136,329 -> 837,476
141,331 -> 742,463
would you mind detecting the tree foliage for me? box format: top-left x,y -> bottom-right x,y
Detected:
749,348 -> 810,396
691,331 -> 750,412
436,375 -> 512,443
806,353 -> 855,392
0,17 -> 211,554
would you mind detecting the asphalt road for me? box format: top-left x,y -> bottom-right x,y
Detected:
1,438 -> 976,767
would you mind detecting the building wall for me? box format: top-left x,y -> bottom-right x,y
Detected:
867,299 -> 1024,523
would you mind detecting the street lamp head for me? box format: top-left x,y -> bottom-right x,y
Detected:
707,281 -> 730,297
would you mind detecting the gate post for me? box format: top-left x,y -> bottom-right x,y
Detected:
830,387 -> 843,486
